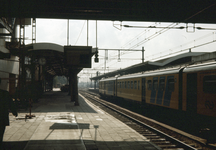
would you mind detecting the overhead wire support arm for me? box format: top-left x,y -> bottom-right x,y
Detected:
122,24 -> 184,29
97,48 -> 142,51
113,21 -> 122,30
123,24 -> 216,31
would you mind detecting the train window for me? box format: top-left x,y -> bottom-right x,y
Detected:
203,75 -> 216,93
138,81 -> 140,90
128,81 -> 130,89
153,79 -> 158,90
147,80 -> 152,90
131,81 -> 133,89
134,81 -> 137,89
159,79 -> 165,91
168,78 -> 175,92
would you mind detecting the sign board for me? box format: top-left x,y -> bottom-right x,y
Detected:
64,46 -> 92,68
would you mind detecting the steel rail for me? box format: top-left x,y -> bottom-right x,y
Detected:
80,91 -> 206,150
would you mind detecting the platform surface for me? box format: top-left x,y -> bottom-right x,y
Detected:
3,88 -> 161,150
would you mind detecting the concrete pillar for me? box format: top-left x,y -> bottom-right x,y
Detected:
69,69 -> 79,106
94,80 -> 96,89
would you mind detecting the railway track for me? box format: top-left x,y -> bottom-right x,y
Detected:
79,90 -> 215,150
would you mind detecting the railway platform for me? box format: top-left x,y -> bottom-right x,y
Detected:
3,88 -> 161,150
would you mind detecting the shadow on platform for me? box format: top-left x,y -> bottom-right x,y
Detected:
27,90 -> 98,113
3,141 -> 28,150
3,139 -> 157,150
49,123 -> 90,130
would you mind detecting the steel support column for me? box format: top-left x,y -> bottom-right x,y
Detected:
69,69 -> 79,106
94,80 -> 96,89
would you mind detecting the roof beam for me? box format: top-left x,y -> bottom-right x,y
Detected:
0,18 -> 13,33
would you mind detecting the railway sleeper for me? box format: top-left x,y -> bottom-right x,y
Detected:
151,138 -> 166,142
83,92 -> 207,150
152,141 -> 171,144
141,130 -> 154,133
181,142 -> 201,149
163,148 -> 184,150
142,133 -> 157,135
137,129 -> 151,132
157,144 -> 176,148
142,133 -> 157,136
146,135 -> 161,139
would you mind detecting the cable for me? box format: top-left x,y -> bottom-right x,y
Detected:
74,20 -> 86,45
109,23 -> 179,59
184,2 -> 216,22
121,22 -> 159,49
146,32 -> 215,60
129,23 -> 179,49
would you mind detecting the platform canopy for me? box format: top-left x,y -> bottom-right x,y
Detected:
21,43 -> 96,77
90,52 -> 207,80
1,0 -> 216,24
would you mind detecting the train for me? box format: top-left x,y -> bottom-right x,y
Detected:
99,61 -> 216,118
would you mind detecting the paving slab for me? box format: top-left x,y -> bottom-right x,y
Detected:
3,89 -> 162,150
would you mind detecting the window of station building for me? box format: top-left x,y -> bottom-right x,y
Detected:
128,81 -> 130,89
153,79 -> 158,91
147,80 -> 152,90
134,81 -> 137,89
203,75 -> 216,93
159,78 -> 165,91
168,78 -> 175,92
125,81 -> 127,88
122,81 -> 124,89
120,82 -> 122,88
131,81 -> 133,89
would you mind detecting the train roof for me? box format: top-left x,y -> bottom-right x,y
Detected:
99,61 -> 216,82
92,52 -> 207,81
118,67 -> 182,80
99,67 -> 182,81
183,61 -> 216,73
100,77 -> 117,82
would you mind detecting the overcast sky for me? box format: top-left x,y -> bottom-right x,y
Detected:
24,19 -> 216,81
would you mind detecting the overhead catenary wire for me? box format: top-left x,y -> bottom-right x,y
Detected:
129,23 -> 179,49
92,22 -> 178,70
106,23 -> 178,61
110,32 -> 216,62
145,32 -> 216,60
82,22 -> 216,79
121,22 -> 160,49
74,20 -> 86,45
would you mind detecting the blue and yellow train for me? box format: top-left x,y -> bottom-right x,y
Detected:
99,61 -> 216,118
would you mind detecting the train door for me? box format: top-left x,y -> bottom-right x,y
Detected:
157,76 -> 165,105
186,73 -> 197,114
142,78 -> 146,103
150,77 -> 158,103
163,76 -> 174,106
